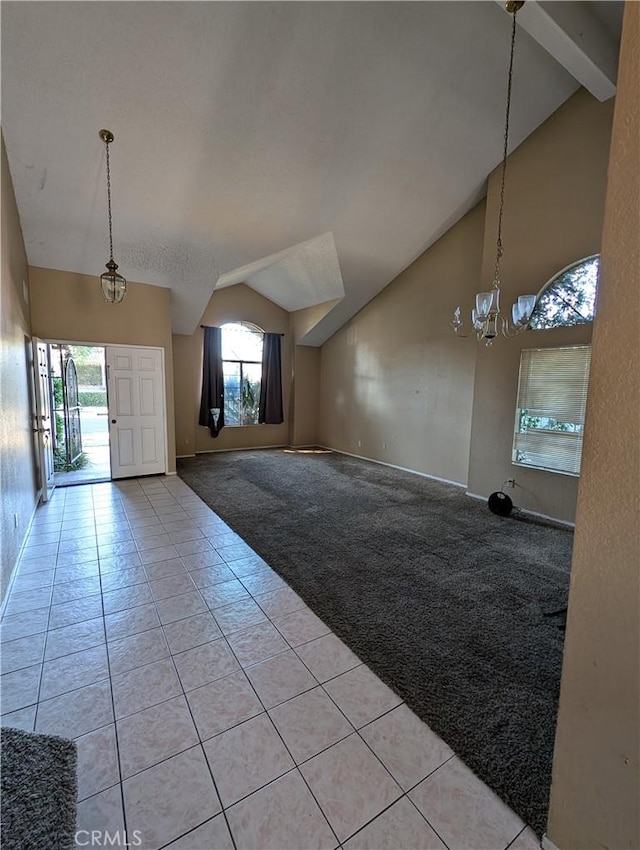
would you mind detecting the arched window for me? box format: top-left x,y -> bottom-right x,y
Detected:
529,256 -> 600,330
221,322 -> 264,426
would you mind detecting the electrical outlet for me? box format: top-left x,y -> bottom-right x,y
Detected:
357,440 -> 362,448
506,478 -> 516,488
382,442 -> 387,450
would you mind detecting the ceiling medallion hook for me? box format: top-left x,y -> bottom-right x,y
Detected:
99,129 -> 114,144
98,128 -> 127,303
451,0 -> 537,346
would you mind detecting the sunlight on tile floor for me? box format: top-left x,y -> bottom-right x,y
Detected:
0,476 -> 541,850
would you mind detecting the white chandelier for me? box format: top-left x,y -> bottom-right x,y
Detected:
451,1 -> 536,346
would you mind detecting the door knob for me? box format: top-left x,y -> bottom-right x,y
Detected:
111,419 -> 117,424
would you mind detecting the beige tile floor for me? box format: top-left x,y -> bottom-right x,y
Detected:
0,476 -> 541,850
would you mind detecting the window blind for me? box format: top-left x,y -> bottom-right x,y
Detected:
513,345 -> 591,476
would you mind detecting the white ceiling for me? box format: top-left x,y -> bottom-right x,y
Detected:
216,232 -> 345,313
0,2 -> 620,343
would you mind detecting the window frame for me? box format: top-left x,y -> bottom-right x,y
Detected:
220,321 -> 264,427
512,344 -> 592,477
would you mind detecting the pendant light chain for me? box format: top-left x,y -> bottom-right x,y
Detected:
98,128 -> 126,303
105,138 -> 114,262
493,7 -> 519,289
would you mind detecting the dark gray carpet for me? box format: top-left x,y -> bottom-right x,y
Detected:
1,726 -> 78,850
178,449 -> 573,836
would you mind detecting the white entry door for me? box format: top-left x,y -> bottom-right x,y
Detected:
32,338 -> 56,501
106,346 -> 166,479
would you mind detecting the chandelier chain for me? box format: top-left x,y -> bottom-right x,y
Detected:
450,2 -> 536,344
105,139 -> 114,262
493,7 -> 519,288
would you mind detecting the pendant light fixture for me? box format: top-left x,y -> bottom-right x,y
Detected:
99,129 -> 127,303
451,1 -> 536,346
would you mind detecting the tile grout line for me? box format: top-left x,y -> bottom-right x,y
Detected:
187,609 -> 323,848
161,482 -> 474,846
174,477 -> 455,848
9,476 -> 475,849
151,480 -> 240,850
272,592 -> 460,848
506,824 -> 535,849
222,495 -> 485,850
194,571 -> 344,847
153,472 -> 296,845
92,483 -> 132,845
31,488 -> 67,731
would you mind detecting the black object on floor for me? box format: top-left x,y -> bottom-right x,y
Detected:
0,726 -> 78,850
488,490 -> 514,516
178,448 -> 574,837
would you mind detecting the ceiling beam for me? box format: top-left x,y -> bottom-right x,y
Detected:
496,0 -> 618,101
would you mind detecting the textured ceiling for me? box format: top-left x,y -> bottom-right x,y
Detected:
217,232 -> 345,313
1,2 -> 593,341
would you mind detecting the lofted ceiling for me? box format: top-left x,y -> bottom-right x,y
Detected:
1,2 -> 621,344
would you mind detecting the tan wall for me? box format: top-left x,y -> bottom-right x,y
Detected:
318,89 -> 613,519
547,5 -> 640,847
174,284 -> 291,457
0,134 -> 38,602
291,345 -> 320,447
319,201 -> 484,484
467,89 -> 614,522
29,267 -> 176,473
172,332 -> 197,456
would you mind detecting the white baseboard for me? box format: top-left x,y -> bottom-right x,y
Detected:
194,444 -> 289,455
179,445 -> 317,460
189,441 -> 468,494
541,833 -> 561,850
317,445 -> 466,489
1,494 -> 41,617
466,491 -> 575,528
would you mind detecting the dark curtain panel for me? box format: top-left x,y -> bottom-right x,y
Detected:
198,326 -> 225,438
258,333 -> 284,424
